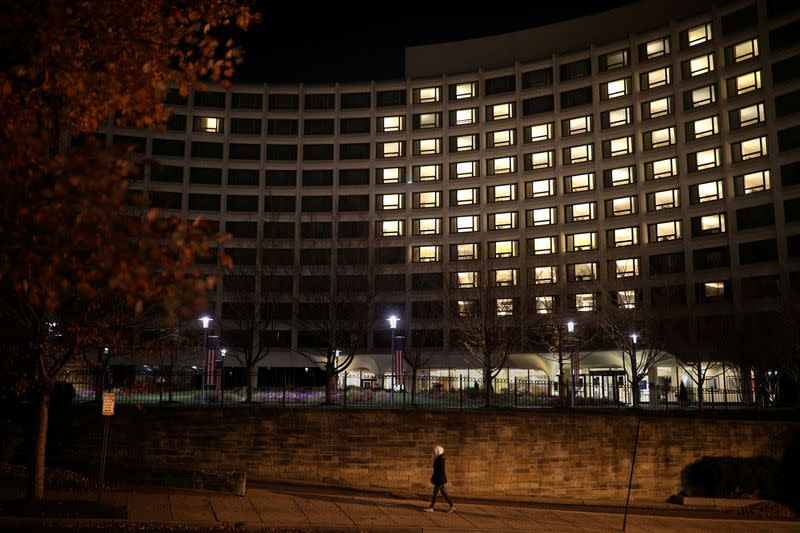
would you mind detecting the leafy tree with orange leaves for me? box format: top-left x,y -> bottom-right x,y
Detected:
0,0 -> 259,502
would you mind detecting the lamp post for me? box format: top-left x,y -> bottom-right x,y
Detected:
388,315 -> 401,391
567,320 -> 576,408
630,332 -> 638,407
199,316 -> 212,404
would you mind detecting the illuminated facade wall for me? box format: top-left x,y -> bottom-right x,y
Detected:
111,0 -> 800,370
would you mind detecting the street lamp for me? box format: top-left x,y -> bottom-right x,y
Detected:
199,316 -> 213,403
388,315 -> 401,390
629,332 -> 638,406
567,320 -> 577,407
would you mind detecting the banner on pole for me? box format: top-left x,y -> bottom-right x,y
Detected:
102,392 -> 115,416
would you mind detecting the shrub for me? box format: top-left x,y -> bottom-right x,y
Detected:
681,456 -> 780,498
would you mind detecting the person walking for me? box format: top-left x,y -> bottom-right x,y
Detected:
425,445 -> 455,513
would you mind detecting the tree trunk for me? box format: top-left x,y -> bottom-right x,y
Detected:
483,367 -> 493,407
558,349 -> 567,408
246,364 -> 254,403
411,368 -> 418,406
324,371 -> 335,404
631,378 -> 641,408
28,391 -> 50,503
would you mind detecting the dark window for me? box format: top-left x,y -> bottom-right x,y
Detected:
485,74 -> 516,96
338,195 -> 369,212
788,234 -> 800,257
338,248 -> 368,265
782,161 -> 800,187
559,59 -> 591,81
302,170 -> 333,187
229,143 -> 260,160
268,93 -> 299,111
262,248 -> 293,266
226,221 -> 257,239
230,118 -> 261,135
150,164 -> 183,183
770,19 -> 800,51
522,95 -> 555,116
223,275 -> 255,291
304,93 -> 335,110
340,117 -> 370,134
149,191 -> 182,209
191,141 -> 223,159
339,168 -> 369,186
113,135 -> 146,153
165,88 -> 187,106
340,92 -> 371,109
337,275 -> 368,292
739,239 -> 778,264
737,204 -> 775,230
227,248 -> 257,265
560,87 -> 592,109
340,143 -> 370,160
648,252 -> 685,275
189,167 -> 222,185
338,221 -> 369,238
375,274 -> 405,291
301,195 -> 332,212
188,193 -> 220,211
303,144 -> 334,161
194,91 -> 225,108
723,5 -> 758,35
226,195 -> 258,212
152,138 -> 184,157
773,55 -> 800,84
301,222 -> 332,239
693,246 -> 730,270
767,0 -> 799,18
264,170 -> 296,187
300,275 -> 330,292
265,144 -> 297,161
779,125 -> 800,152
742,275 -> 781,299
228,168 -> 259,186
231,93 -> 263,110
299,303 -> 329,320
521,68 -> 553,88
299,249 -> 329,265
264,195 -> 296,212
776,90 -> 800,118
651,285 -> 686,307
304,119 -> 334,135
785,198 -> 800,222
166,114 -> 187,131
412,273 -> 443,290
263,222 -> 294,239
375,247 -> 405,264
412,301 -> 443,319
376,89 -> 406,107
267,119 -> 298,136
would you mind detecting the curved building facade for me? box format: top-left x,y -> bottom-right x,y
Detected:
112,0 -> 800,384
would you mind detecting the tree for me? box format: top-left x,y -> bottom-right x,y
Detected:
404,327 -> 437,406
0,0 -> 258,502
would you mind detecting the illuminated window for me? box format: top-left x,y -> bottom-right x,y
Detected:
602,78 -> 631,99
496,298 -> 515,316
414,86 -> 441,104
488,183 -> 517,203
685,22 -> 712,47
451,160 -> 479,179
641,66 -> 671,90
535,296 -> 555,314
488,211 -> 518,230
704,281 -> 725,298
377,220 -> 404,237
526,122 -> 554,142
415,113 -> 441,129
487,129 -> 516,148
602,107 -> 632,129
564,172 -> 595,193
526,207 -> 557,227
527,151 -> 554,170
563,144 -> 594,164
726,38 -> 759,65
193,116 -> 223,133
451,134 -> 478,152
642,96 -> 672,119
729,71 -> 761,96
609,226 -> 639,247
645,157 -> 678,180
492,268 -> 519,287
641,37 -> 670,59
684,53 -> 714,78
487,102 -> 514,121
413,164 -> 441,182
733,136 -> 768,162
600,49 -> 629,71
451,243 -> 479,261
648,220 -> 682,242
604,166 -> 635,187
690,148 -> 721,171
735,170 -> 770,196
489,240 -> 519,259
526,178 -> 555,198
644,126 -> 676,150
456,300 -> 476,317
575,293 -> 596,312
450,188 -> 479,206
568,262 -> 598,281
451,108 -> 478,125
697,213 -> 726,235
378,116 -> 405,132
731,103 -> 765,129
686,116 -> 719,140
533,266 -> 558,284
453,271 -> 479,289
603,136 -> 634,157
450,215 -> 479,233
607,196 -> 637,217
377,193 -> 404,210
451,82 -> 478,100
566,202 -> 596,222
378,141 -> 404,158
530,236 -> 557,255
648,189 -> 680,211
614,258 -> 640,278
617,290 -> 637,309
692,180 -> 724,203
412,245 -> 441,263
487,156 -> 517,175
377,167 -> 403,184
413,191 -> 441,209
563,115 -> 592,136
566,232 -> 597,252
413,218 -> 441,236
414,138 -> 441,156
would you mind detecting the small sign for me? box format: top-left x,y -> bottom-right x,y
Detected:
102,392 -> 116,416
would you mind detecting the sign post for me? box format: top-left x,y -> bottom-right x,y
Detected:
98,392 -> 115,503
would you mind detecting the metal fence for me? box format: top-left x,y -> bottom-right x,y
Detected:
60,368 -> 767,411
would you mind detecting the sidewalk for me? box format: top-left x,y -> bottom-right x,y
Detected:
1,482 -> 797,532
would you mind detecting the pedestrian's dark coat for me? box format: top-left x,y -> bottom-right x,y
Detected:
431,453 -> 447,484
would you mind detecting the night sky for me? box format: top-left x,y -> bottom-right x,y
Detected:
232,1 -> 639,84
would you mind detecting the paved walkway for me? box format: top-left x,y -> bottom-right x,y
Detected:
1,483 -> 797,532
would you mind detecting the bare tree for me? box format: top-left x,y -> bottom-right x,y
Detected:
404,325 -> 438,406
